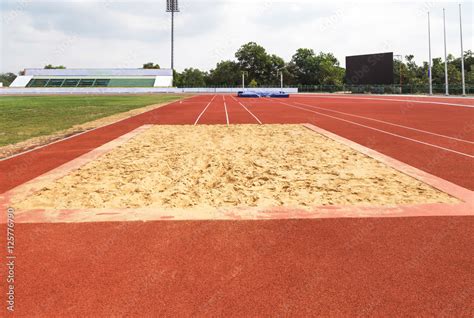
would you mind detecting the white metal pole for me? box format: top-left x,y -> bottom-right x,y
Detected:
242,72 -> 245,89
428,12 -> 433,95
280,72 -> 283,89
459,4 -> 466,96
443,8 -> 449,96
171,10 -> 174,70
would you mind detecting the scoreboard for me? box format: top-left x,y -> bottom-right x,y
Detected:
346,52 -> 394,85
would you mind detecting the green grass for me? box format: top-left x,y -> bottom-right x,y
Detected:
0,95 -> 184,146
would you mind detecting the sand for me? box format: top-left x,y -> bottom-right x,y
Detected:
13,124 -> 458,210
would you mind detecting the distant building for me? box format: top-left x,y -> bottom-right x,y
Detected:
10,68 -> 173,88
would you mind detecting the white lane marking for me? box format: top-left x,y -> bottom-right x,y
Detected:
292,101 -> 474,145
194,95 -> 216,125
293,95 -> 474,108
230,96 -> 263,124
223,96 -> 230,125
270,99 -> 474,159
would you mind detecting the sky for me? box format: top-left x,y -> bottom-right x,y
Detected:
0,0 -> 472,73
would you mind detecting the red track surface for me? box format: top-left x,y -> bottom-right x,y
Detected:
1,94 -> 473,316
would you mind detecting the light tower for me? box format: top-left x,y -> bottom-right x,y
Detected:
166,0 -> 179,70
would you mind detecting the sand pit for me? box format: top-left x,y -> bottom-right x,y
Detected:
13,124 -> 458,210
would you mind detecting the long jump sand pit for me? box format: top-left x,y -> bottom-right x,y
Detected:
11,124 -> 459,219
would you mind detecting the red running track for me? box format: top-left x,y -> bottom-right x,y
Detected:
1,94 -> 473,316
1,217 -> 473,317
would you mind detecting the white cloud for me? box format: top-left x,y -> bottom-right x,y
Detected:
0,0 -> 472,73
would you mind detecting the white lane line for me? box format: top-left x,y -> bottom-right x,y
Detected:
194,95 -> 216,125
292,101 -> 474,145
223,96 -> 230,125
270,99 -> 474,158
230,96 -> 263,124
293,95 -> 474,108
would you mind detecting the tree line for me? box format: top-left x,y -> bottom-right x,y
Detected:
0,42 -> 472,89
174,42 -> 473,88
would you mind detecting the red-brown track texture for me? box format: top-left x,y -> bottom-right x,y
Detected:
0,94 -> 473,316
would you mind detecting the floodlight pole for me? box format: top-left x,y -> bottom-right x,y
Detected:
428,12 -> 433,95
443,8 -> 449,96
459,4 -> 466,96
167,0 -> 179,71
171,10 -> 174,70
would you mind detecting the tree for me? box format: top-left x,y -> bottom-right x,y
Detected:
143,62 -> 160,69
235,42 -> 271,84
178,68 -> 207,87
266,54 -> 287,85
289,49 -> 344,85
288,48 -> 318,85
207,60 -> 241,86
0,73 -> 17,87
315,52 -> 345,85
248,79 -> 258,88
44,64 -> 66,69
172,69 -> 182,87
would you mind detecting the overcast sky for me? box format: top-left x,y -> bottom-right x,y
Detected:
0,0 -> 472,73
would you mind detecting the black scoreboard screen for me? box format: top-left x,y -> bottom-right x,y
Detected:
345,52 -> 394,85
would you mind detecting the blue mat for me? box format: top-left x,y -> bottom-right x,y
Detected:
237,91 -> 289,98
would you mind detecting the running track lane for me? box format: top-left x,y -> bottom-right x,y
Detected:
286,96 -> 474,139
280,100 -> 474,155
238,97 -> 474,189
196,95 -> 227,125
294,94 -> 474,107
1,217 -> 472,316
225,96 -> 261,124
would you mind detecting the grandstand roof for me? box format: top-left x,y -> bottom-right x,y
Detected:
24,68 -> 173,76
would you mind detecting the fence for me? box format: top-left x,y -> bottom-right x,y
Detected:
296,84 -> 473,95
0,84 -> 472,96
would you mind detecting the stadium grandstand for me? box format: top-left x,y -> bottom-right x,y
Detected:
10,68 -> 173,88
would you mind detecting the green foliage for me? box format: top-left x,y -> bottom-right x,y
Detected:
44,64 -> 66,69
176,68 -> 208,87
143,62 -> 160,69
0,73 -> 17,87
248,79 -> 258,88
235,42 -> 269,84
234,42 -> 288,85
288,49 -> 345,85
208,60 -> 241,86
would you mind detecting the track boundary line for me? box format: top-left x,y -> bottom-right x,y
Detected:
194,95 -> 216,125
294,95 -> 474,108
223,96 -> 230,125
292,101 -> 474,144
269,99 -> 474,158
230,96 -> 263,124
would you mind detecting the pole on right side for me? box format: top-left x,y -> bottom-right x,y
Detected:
443,8 -> 449,96
459,4 -> 466,96
428,12 -> 433,96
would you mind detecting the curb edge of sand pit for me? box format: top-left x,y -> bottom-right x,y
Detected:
1,123 -> 472,224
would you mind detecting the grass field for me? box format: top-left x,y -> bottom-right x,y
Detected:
0,95 -> 184,146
